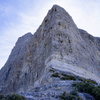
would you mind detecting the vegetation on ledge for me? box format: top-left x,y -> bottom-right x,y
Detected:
59,91 -> 82,100
73,81 -> 100,100
51,71 -> 76,80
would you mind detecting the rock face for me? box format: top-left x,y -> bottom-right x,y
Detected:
0,5 -> 100,95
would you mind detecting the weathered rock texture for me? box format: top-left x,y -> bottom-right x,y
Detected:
0,5 -> 100,95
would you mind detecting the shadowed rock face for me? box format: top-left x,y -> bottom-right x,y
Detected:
0,5 -> 100,94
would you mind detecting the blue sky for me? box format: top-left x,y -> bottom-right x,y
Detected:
0,0 -> 100,68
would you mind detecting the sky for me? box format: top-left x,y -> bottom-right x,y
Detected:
0,0 -> 100,68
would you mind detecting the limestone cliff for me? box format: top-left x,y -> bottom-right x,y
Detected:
0,5 -> 100,97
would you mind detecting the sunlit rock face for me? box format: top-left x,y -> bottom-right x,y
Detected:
0,5 -> 100,94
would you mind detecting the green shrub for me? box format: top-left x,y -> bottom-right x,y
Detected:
51,72 -> 60,78
73,81 -> 100,100
83,79 -> 97,84
92,86 -> 100,100
70,90 -> 78,96
59,91 -> 82,100
59,91 -> 67,100
61,73 -> 76,80
75,76 -> 97,85
66,95 -> 82,100
73,82 -> 94,93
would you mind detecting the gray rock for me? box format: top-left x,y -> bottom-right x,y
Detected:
79,93 -> 95,100
0,5 -> 100,99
